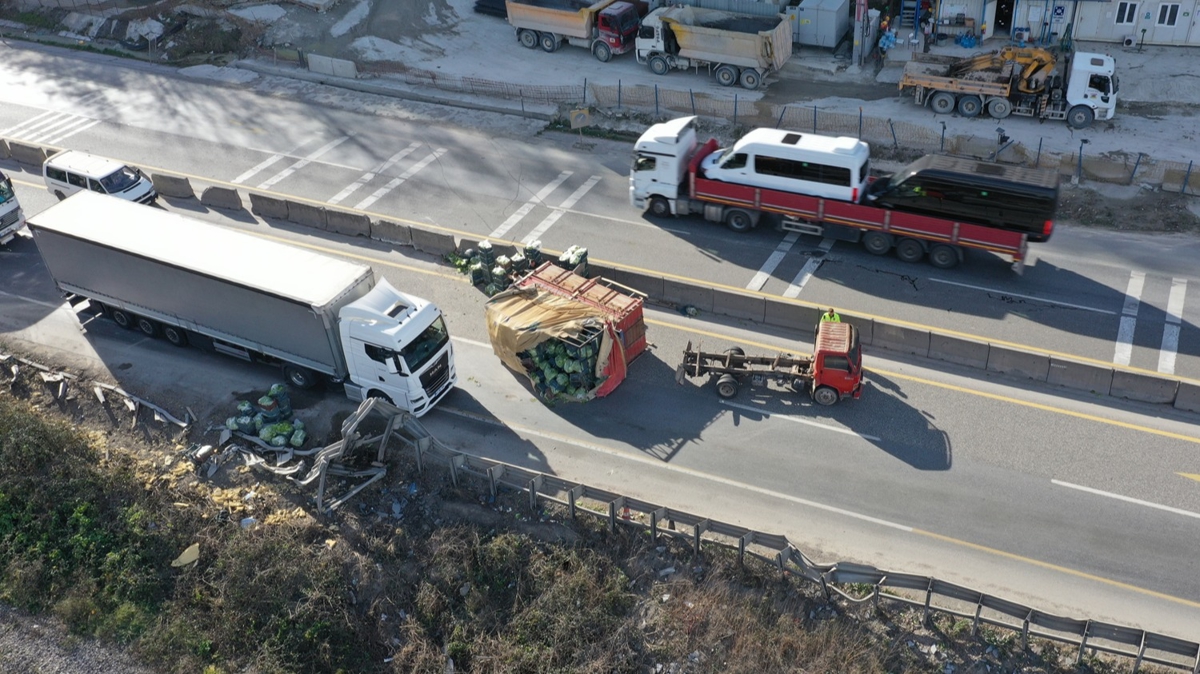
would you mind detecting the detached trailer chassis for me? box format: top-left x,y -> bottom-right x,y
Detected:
676,342 -> 841,405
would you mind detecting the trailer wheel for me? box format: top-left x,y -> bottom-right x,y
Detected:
592,41 -> 612,62
714,65 -> 739,87
648,196 -> 672,218
110,308 -> 134,330
283,365 -> 318,389
518,29 -> 538,49
930,92 -> 956,115
723,347 -> 745,357
162,325 -> 189,347
716,374 -> 739,399
724,209 -> 755,233
987,97 -> 1012,119
812,385 -> 839,406
929,244 -> 960,269
895,238 -> 925,263
539,32 -> 558,52
54,190 -> 67,201
136,317 -> 160,338
956,95 -> 983,118
1067,105 -> 1095,129
739,69 -> 761,89
649,55 -> 670,76
862,231 -> 892,256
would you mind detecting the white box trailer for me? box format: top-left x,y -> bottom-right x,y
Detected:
27,192 -> 456,415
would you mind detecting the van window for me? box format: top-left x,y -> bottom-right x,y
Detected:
67,173 -> 87,188
720,153 -> 748,170
755,155 -> 851,186
88,178 -> 107,193
823,355 -> 850,372
46,167 -> 68,183
99,166 -> 141,194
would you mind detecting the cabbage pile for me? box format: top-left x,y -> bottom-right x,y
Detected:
520,336 -> 602,403
454,239 -> 544,296
223,383 -> 308,448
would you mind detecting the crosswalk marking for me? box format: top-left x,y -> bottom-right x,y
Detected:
1112,270 -> 1144,367
488,171 -> 573,239
0,91 -> 106,138
327,142 -> 421,206
520,175 -> 602,245
746,232 -> 799,291
1157,278 -> 1187,375
231,138 -> 317,185
255,135 -> 352,190
782,238 -> 835,298
353,148 -> 446,211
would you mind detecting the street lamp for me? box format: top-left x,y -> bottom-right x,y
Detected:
1076,138 -> 1090,183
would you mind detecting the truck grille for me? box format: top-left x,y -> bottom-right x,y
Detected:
0,209 -> 18,228
419,352 -> 451,397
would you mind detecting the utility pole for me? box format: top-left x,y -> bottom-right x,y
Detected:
853,0 -> 868,66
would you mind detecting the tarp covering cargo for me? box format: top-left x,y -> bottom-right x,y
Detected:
659,6 -> 792,71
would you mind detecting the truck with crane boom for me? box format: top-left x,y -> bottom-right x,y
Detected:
506,0 -> 641,61
636,5 -> 792,89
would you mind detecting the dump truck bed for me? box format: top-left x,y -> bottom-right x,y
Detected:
506,0 -> 613,38
660,6 -> 792,71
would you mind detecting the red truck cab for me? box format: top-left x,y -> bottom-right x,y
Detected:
812,322 -> 863,403
597,1 -> 641,56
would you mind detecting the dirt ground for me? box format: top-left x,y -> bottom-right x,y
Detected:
1057,183 -> 1200,232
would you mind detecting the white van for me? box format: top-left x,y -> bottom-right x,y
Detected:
43,150 -> 157,205
700,129 -> 870,203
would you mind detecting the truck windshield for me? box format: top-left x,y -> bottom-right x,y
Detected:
400,316 -> 450,372
99,166 -> 141,194
0,177 -> 13,204
613,9 -> 638,33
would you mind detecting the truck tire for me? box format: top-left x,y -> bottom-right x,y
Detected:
723,347 -> 745,357
716,374 -> 739,399
54,190 -> 67,201
282,365 -> 318,389
367,390 -> 395,405
136,316 -> 160,338
930,92 -> 956,115
1067,105 -> 1095,129
987,97 -> 1012,119
648,196 -> 671,218
162,324 -> 189,347
956,95 -> 983,118
592,41 -> 612,62
724,209 -> 755,233
714,65 -> 739,87
518,29 -> 537,49
895,238 -> 925,263
739,69 -> 761,89
929,244 -> 960,269
109,308 -> 134,330
862,231 -> 892,255
812,385 -> 839,406
649,55 -> 670,76
539,32 -> 558,52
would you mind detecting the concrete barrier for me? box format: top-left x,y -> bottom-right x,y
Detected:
1047,357 -> 1113,395
8,142 -> 47,166
287,201 -> 327,230
250,193 -> 288,219
1174,381 -> 1200,413
307,53 -> 358,79
326,210 -> 370,238
372,220 -> 412,246
594,266 -> 663,300
1110,370 -> 1179,404
712,288 -> 765,322
0,140 -> 8,160
410,227 -> 457,257
764,301 -> 820,332
151,173 -> 194,199
663,278 -> 713,313
986,345 -> 1050,381
870,322 -> 930,357
928,334 -> 990,369
200,186 -> 243,210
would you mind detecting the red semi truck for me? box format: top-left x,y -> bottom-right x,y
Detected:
629,116 -> 1038,272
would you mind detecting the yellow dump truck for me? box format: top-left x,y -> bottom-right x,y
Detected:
506,0 -> 641,62
635,6 -> 792,89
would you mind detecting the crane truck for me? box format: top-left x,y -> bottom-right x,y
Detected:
898,47 -> 1117,129
636,6 -> 792,89
506,0 -> 641,62
630,116 -> 1039,272
27,192 -> 457,416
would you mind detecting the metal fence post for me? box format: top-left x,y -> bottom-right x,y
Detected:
777,106 -> 787,128
858,107 -> 863,138
583,78 -> 587,105
1035,138 -> 1043,167
520,89 -> 525,115
690,89 -> 696,115
1183,160 -> 1194,194
940,122 -> 946,152
812,105 -> 818,133
654,84 -> 659,117
618,80 -> 622,109
888,119 -> 898,148
733,95 -> 738,128
1129,152 -> 1143,185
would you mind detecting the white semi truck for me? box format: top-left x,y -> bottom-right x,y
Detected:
27,192 -> 457,416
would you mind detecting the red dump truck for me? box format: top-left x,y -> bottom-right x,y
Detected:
506,0 -> 641,61
629,116 -> 1037,272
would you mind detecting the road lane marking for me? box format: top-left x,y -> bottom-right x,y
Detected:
720,400 -> 881,441
928,278 -> 1116,315
19,115 -> 87,142
520,175 -> 602,245
783,238 -> 835,298
353,148 -> 447,211
1051,479 -> 1200,521
326,142 -> 421,206
1179,473 -> 1200,484
1158,278 -> 1187,375
231,138 -> 316,184
255,135 -> 351,190
488,171 -> 573,239
43,119 -> 102,145
746,232 -> 799,291
1113,271 -> 1144,366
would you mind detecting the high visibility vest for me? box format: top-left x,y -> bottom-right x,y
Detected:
821,312 -> 841,323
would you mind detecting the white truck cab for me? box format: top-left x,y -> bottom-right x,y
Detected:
630,115 -> 698,216
1067,52 -> 1118,122
0,170 -> 24,245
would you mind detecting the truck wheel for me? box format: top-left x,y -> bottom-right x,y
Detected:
648,196 -> 671,218
1067,105 -> 1095,129
862,231 -> 892,255
136,317 -> 160,338
895,238 -> 925,263
109,308 -> 134,330
518,29 -> 537,49
282,365 -> 318,389
162,325 -> 189,347
956,95 -> 983,118
739,69 -> 761,89
930,92 -> 956,115
649,55 -> 670,76
812,385 -> 839,406
54,190 -> 67,201
367,390 -> 395,405
714,65 -> 739,87
539,32 -> 558,52
724,209 -> 755,233
723,347 -> 745,357
929,244 -> 960,269
987,97 -> 1012,119
716,374 -> 739,399
592,41 -> 612,62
